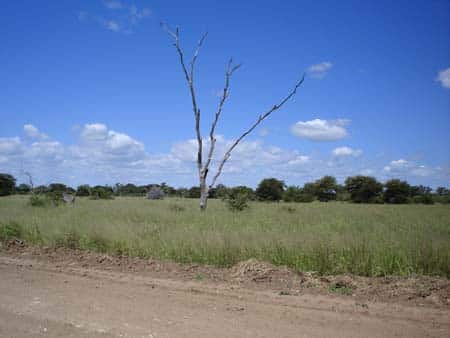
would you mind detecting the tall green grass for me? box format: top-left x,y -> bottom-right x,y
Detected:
0,195 -> 449,277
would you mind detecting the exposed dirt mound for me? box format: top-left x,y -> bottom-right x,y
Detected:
232,258 -> 276,281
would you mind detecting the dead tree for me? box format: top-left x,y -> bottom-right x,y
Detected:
162,24 -> 305,210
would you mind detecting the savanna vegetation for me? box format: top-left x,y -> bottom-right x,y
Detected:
0,192 -> 449,278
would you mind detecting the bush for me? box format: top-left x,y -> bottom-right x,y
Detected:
224,188 -> 251,211
55,231 -> 81,249
187,186 -> 201,198
16,183 -> 31,194
314,176 -> 337,202
0,222 -> 23,241
256,178 -> 285,201
412,195 -> 434,205
296,193 -> 315,203
90,186 -> 114,200
283,186 -> 302,202
29,194 -> 49,207
384,179 -> 411,204
283,186 -> 315,203
47,191 -> 65,206
345,176 -> 383,203
0,173 -> 16,196
76,185 -> 91,197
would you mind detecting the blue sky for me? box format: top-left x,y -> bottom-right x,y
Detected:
1,0 -> 449,188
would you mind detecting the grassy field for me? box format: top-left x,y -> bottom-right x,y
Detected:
0,195 -> 449,277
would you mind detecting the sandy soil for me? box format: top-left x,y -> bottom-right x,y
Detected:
0,242 -> 449,337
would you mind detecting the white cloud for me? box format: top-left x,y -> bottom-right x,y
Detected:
307,62 -> 333,79
383,159 -> 435,178
103,1 -> 123,9
287,156 -> 310,166
74,123 -> 145,162
259,127 -> 269,137
106,20 -> 120,32
81,3 -> 151,34
291,119 -> 349,141
436,67 -> 450,89
27,141 -> 64,160
1,123 -> 448,188
332,146 -> 362,157
0,137 -> 22,155
23,124 -> 48,139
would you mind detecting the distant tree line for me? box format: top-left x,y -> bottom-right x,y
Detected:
0,172 -> 449,204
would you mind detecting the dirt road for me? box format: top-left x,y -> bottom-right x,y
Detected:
0,253 -> 449,338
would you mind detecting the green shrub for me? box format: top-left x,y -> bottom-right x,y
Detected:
29,194 -> 49,207
225,190 -> 250,211
86,234 -> 109,252
296,193 -> 315,203
412,194 -> 434,204
89,186 -> 114,200
0,222 -> 23,241
256,178 -> 285,201
55,231 -> 81,249
112,240 -> 130,256
168,203 -> 185,212
0,173 -> 16,196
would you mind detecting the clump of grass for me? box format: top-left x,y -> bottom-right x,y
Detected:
112,240 -> 131,256
85,233 -> 110,253
280,205 -> 296,213
29,194 -> 49,207
329,283 -> 353,295
55,231 -> 81,250
0,222 -> 23,241
168,203 -> 185,212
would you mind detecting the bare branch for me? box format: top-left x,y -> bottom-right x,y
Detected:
24,172 -> 34,191
203,58 -> 241,177
190,32 -> 208,79
163,23 -> 207,177
209,73 -> 306,189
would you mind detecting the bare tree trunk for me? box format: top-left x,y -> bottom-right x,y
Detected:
199,177 -> 208,210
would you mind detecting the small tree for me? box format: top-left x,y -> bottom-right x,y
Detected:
162,24 -> 305,210
256,178 -> 285,201
224,186 -> 252,211
344,176 -> 383,203
436,187 -> 449,196
383,179 -> 410,204
0,173 -> 16,196
76,185 -> 91,197
314,176 -> 337,202
283,185 -> 303,202
16,183 -> 31,194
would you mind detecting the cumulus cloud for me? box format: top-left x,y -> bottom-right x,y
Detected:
170,135 -> 310,173
74,123 -> 145,162
383,159 -> 435,178
0,137 -> 22,155
291,119 -> 350,141
79,2 -> 151,33
106,20 -> 120,32
436,67 -> 450,89
332,146 -> 362,157
103,0 -> 123,9
307,62 -> 333,79
2,123 -> 448,187
23,124 -> 48,139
